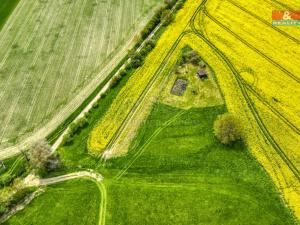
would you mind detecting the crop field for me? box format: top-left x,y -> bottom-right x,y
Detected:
197,0 -> 300,217
1,0 -> 300,223
87,0 -> 300,220
0,0 -> 161,149
88,0 -> 202,155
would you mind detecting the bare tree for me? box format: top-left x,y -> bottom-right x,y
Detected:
29,140 -> 52,169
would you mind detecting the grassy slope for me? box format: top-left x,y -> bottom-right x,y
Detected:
104,103 -> 297,225
4,179 -> 101,225
0,0 -> 20,30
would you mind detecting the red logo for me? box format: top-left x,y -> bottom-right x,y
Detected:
272,10 -> 300,20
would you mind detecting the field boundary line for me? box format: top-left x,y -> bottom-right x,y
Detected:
113,110 -> 186,180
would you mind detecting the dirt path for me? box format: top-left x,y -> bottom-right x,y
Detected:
1,171 -> 106,224
24,171 -> 103,186
23,171 -> 106,225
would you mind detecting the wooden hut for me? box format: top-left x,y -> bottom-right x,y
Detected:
197,70 -> 208,79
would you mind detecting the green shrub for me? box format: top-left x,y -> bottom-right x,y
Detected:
8,187 -> 35,206
0,202 -> 7,217
213,113 -> 243,145
109,75 -> 122,88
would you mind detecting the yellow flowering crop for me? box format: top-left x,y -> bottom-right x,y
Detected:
200,0 -> 300,218
88,0 -> 203,154
87,0 -> 300,218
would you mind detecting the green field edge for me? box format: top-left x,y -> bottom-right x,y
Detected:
0,0 -> 21,31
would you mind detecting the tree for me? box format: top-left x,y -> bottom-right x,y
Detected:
29,140 -> 52,169
29,139 -> 60,173
213,113 -> 243,145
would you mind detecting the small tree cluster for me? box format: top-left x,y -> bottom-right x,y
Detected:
29,140 -> 60,172
180,45 -> 202,66
213,113 -> 243,145
161,9 -> 175,26
109,75 -> 122,88
129,39 -> 156,69
62,116 -> 89,144
137,0 -> 184,48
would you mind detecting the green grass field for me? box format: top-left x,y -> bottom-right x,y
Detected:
0,0 -> 161,148
4,179 -> 101,225
0,0 -> 20,30
104,103 -> 296,225
49,99 -> 297,224
42,45 -> 297,224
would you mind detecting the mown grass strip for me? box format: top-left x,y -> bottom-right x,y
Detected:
0,0 -> 21,31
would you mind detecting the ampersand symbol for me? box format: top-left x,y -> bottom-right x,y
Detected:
283,11 -> 292,20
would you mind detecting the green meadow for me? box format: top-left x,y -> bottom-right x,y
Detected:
4,179 -> 100,225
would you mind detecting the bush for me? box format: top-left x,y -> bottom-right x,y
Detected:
0,202 -> 7,216
161,9 -> 174,26
180,45 -> 202,66
29,140 -> 61,175
131,53 -> 143,68
213,113 -> 243,145
29,140 -> 52,169
69,116 -> 89,135
109,75 -> 122,88
0,187 -> 36,217
175,0 -> 185,10
8,187 -> 35,206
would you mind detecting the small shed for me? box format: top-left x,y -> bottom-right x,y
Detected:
197,70 -> 208,79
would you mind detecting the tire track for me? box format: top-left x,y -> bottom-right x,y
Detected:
25,0 -> 89,125
203,9 -> 300,85
43,0 -> 85,117
113,110 -> 186,180
72,2 -> 99,92
0,0 -> 28,44
190,16 -> 300,182
226,0 -> 300,44
0,0 -> 40,70
242,81 -> 300,135
0,0 -> 58,142
0,1 -> 46,102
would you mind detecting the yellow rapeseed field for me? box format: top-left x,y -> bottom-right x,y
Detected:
88,0 -> 300,218
200,0 -> 300,218
88,0 -> 203,154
